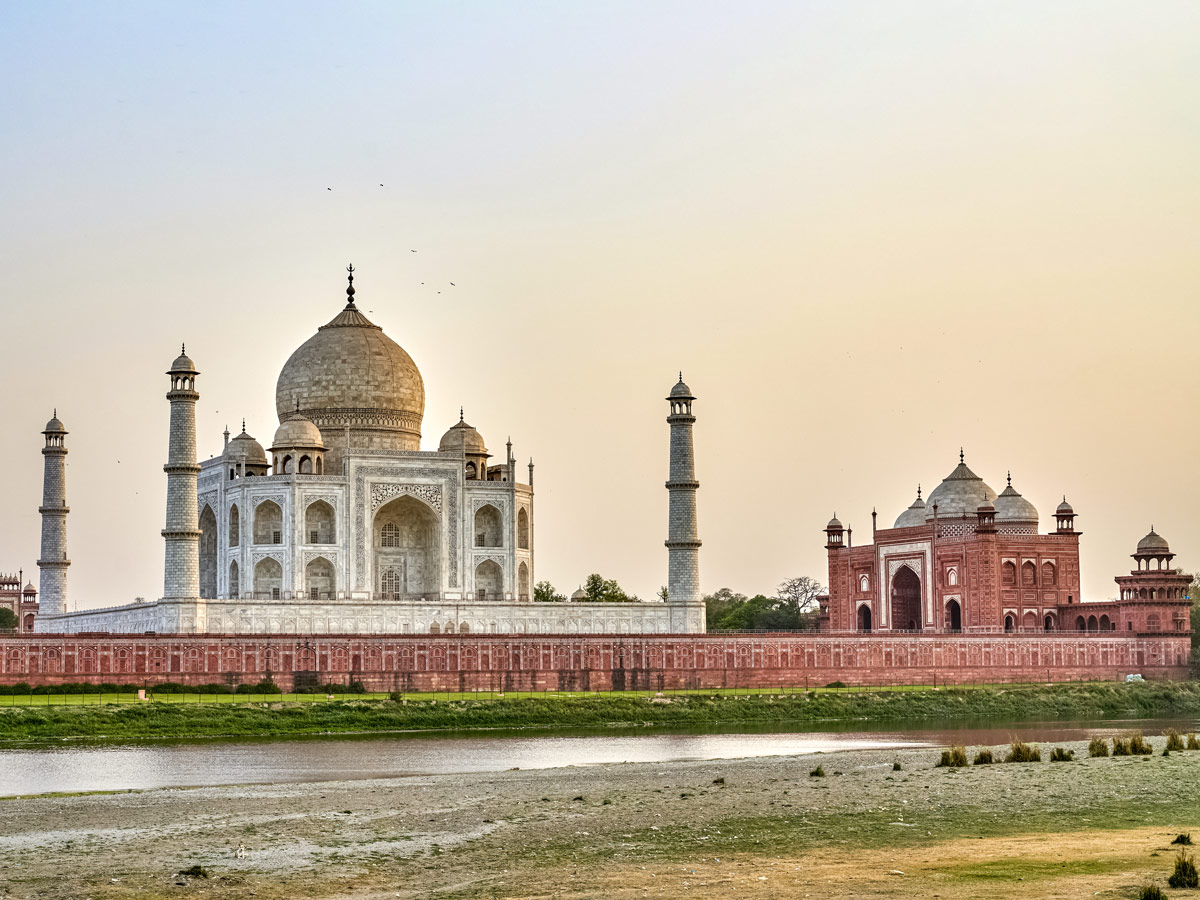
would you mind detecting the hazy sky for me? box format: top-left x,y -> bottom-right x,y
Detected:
2,2 -> 1198,609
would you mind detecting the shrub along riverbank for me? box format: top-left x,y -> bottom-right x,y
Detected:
0,680 -> 1198,742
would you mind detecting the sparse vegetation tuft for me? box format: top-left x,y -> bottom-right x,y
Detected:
892,761 -> 902,771
1188,733 -> 1199,750
1130,731 -> 1153,755
1173,833 -> 1193,846
1138,884 -> 1168,900
1005,740 -> 1041,763
179,865 -> 209,879
936,746 -> 969,768
973,748 -> 993,765
1088,736 -> 1109,757
810,765 -> 825,778
1169,851 -> 1199,889
1049,747 -> 1074,762
1166,729 -> 1185,752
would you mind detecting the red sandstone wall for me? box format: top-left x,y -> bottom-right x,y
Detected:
0,633 -> 1189,691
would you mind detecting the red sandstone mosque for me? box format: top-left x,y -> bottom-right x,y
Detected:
820,453 -> 1191,637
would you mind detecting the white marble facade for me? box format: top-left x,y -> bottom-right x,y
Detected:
35,269 -> 704,635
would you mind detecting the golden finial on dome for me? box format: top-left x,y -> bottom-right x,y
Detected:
345,263 -> 356,306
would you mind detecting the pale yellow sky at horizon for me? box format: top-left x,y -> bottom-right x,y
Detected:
0,1 -> 1197,609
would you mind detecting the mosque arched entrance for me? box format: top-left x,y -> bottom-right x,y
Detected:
856,604 -> 872,632
890,566 -> 921,631
199,505 -> 218,599
373,495 -> 440,599
945,598 -> 962,633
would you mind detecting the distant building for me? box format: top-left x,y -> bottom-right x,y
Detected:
0,572 -> 37,633
821,454 -> 1191,636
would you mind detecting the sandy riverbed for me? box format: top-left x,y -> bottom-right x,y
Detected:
1,736 -> 1196,899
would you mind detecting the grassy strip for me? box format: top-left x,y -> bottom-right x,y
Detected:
0,680 -> 1197,742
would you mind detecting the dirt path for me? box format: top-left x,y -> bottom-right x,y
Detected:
0,737 -> 1195,899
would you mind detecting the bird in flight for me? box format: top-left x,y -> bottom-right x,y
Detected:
450,282 -> 455,286
326,187 -> 332,191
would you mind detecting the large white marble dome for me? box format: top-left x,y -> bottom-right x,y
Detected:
275,279 -> 425,455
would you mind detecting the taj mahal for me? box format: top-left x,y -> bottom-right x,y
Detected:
31,267 -> 706,636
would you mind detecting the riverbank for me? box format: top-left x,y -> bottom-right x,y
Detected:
2,732 -> 1198,898
1,680 -> 1199,742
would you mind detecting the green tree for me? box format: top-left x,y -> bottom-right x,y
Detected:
703,587 -> 747,630
703,577 -> 826,630
657,585 -> 669,602
1190,574 -> 1199,651
0,608 -> 16,630
581,573 -> 634,603
533,580 -> 566,603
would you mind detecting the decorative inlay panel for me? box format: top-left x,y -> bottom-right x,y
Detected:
370,483 -> 442,513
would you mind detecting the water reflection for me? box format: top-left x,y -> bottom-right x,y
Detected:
2,716 -> 1194,798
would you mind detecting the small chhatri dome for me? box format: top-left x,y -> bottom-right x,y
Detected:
224,423 -> 269,465
570,586 -> 588,601
43,410 -> 66,434
1137,527 -> 1169,553
23,582 -> 35,595
272,407 -> 325,449
169,343 -> 197,374
894,485 -> 927,528
924,452 -> 997,520
438,412 -> 488,456
826,513 -> 844,530
1056,496 -> 1074,515
668,372 -> 694,400
994,473 -> 1038,524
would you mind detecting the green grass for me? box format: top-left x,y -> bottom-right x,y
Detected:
0,680 -> 1198,743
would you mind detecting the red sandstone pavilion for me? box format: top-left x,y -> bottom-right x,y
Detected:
820,453 -> 1191,640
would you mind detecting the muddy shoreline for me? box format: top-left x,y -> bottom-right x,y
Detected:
1,733 -> 1198,899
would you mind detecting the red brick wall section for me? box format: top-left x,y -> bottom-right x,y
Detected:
0,633 -> 1190,691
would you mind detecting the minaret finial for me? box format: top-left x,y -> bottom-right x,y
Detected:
459,406 -> 464,423
241,418 -> 246,433
679,370 -> 683,383
345,263 -> 356,306
1007,470 -> 1011,486
917,483 -> 922,499
960,447 -> 964,464
181,342 -> 186,355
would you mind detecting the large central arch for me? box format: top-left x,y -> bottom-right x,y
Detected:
890,565 -> 921,631
373,495 -> 441,599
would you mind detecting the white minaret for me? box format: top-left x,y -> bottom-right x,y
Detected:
162,346 -> 201,600
37,411 -> 70,615
665,375 -> 702,628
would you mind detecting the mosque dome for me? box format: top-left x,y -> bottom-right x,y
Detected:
570,587 -> 588,602
272,412 -> 325,449
924,454 -> 997,521
23,582 -> 35,596
994,475 -> 1038,525
1137,528 -> 1169,553
43,413 -> 66,434
826,514 -> 844,530
1056,497 -> 1074,515
894,488 -> 927,528
224,427 -> 268,465
439,414 -> 488,456
275,273 -> 425,445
